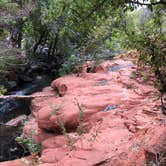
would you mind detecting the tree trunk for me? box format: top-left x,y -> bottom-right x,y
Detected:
52,35 -> 58,56
33,33 -> 46,54
47,40 -> 53,59
47,35 -> 59,61
9,18 -> 23,48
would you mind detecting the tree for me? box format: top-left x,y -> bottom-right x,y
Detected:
120,5 -> 166,111
0,0 -> 35,48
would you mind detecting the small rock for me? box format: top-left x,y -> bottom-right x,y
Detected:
8,81 -> 17,89
36,76 -> 43,80
5,115 -> 27,127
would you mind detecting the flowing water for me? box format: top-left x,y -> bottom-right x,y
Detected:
0,75 -> 53,162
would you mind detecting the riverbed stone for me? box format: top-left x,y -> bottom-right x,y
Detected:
8,81 -> 17,89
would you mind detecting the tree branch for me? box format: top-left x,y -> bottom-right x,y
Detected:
126,0 -> 166,6
86,0 -> 108,19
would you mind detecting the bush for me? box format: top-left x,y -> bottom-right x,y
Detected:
59,54 -> 83,76
0,85 -> 7,95
0,48 -> 27,71
15,136 -> 41,155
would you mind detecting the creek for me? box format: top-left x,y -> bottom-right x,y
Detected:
0,75 -> 53,162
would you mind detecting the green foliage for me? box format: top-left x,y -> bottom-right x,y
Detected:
0,48 -> 27,71
130,71 -> 137,79
49,102 -> 64,116
88,118 -> 103,148
120,6 -> 166,111
0,29 -> 8,38
15,135 -> 41,155
0,1 -> 19,15
125,7 -> 166,92
0,85 -> 7,95
57,118 -> 76,151
59,63 -> 71,76
142,74 -> 149,82
59,54 -> 83,76
76,100 -> 85,136
23,0 -> 131,60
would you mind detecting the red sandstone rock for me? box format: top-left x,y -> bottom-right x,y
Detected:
41,148 -> 67,163
38,164 -> 54,166
5,115 -> 27,127
2,56 -> 165,166
0,157 -> 34,166
51,78 -> 68,97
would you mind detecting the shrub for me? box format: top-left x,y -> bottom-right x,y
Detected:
0,85 -> 7,95
15,136 -> 41,155
59,54 -> 84,76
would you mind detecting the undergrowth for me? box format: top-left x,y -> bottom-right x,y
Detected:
15,130 -> 41,155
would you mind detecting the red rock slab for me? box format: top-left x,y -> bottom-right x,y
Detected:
41,148 -> 67,163
23,116 -> 54,144
31,89 -> 56,117
38,164 -> 54,166
21,57 -> 166,166
37,66 -> 146,132
67,125 -> 165,166
0,158 -> 33,166
56,149 -> 110,166
41,135 -> 67,149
